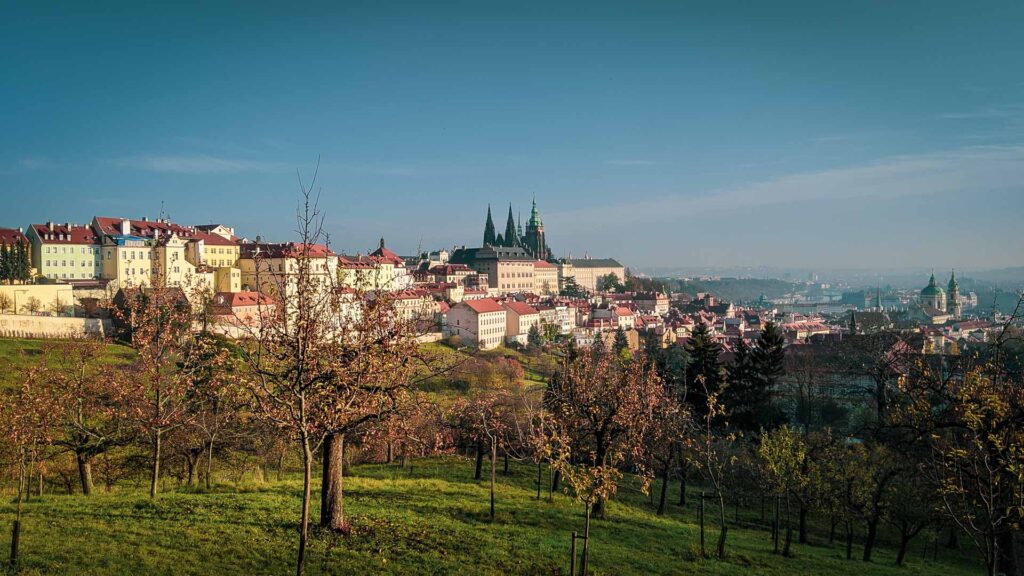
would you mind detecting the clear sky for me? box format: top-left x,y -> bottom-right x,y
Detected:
2,1 -> 1023,270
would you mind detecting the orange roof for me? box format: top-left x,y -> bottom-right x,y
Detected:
213,291 -> 274,308
503,301 -> 539,316
463,298 -> 505,314
534,260 -> 556,269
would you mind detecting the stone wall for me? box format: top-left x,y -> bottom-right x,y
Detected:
0,314 -> 111,339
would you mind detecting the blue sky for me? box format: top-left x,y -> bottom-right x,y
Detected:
2,1 -> 1023,270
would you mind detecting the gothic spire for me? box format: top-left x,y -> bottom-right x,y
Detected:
483,204 -> 496,246
503,203 -> 518,247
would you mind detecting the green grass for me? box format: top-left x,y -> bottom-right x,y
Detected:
0,337 -> 134,389
1,456 -> 982,576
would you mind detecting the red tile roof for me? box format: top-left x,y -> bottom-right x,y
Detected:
92,217 -> 237,246
29,223 -> 99,245
0,227 -> 29,245
534,260 -> 557,269
463,298 -> 505,314
503,301 -> 539,316
240,242 -> 336,258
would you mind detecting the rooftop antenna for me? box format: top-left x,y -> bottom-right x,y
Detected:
158,200 -> 166,221
416,235 -> 423,257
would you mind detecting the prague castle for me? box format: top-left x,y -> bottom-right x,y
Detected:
482,196 -> 551,261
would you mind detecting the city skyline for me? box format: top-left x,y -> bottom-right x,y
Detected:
2,1 -> 1023,269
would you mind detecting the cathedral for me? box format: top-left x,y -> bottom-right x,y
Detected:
919,270 -> 962,319
482,197 -> 551,261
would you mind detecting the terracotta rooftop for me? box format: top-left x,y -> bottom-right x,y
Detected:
462,298 -> 505,314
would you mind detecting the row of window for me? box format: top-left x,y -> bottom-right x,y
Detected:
45,260 -> 100,268
44,246 -> 99,255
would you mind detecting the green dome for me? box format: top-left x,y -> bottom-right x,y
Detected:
921,273 -> 945,298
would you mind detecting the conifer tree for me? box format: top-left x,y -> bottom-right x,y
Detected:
684,322 -> 724,418
752,321 -> 787,429
724,336 -> 764,432
0,242 -> 10,284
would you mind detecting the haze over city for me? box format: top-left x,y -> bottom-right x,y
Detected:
3,1 -> 1023,271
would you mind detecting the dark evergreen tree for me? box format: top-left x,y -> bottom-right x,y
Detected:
723,337 -> 763,431
483,205 -> 496,246
559,276 -> 587,299
527,324 -> 542,349
0,242 -> 10,284
752,321 -> 787,429
684,321 -> 724,416
613,327 -> 629,354
17,241 -> 30,282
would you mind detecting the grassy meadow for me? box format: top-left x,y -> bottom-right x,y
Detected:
1,456 -> 982,576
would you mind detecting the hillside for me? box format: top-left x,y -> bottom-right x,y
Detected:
1,456 -> 979,575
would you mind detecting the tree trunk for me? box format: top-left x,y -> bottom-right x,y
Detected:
76,452 -> 94,496
490,439 -> 497,520
206,439 -> 215,490
536,461 -> 542,500
187,454 -> 197,487
896,523 -> 910,566
10,451 -> 26,569
552,468 -> 562,494
678,466 -> 687,507
149,430 -> 162,498
320,432 -> 346,531
863,517 -> 879,562
798,504 -> 808,544
386,441 -> 393,464
580,502 -> 592,576
845,521 -> 853,560
503,450 -> 509,476
717,492 -> 728,558
996,526 -> 1018,576
945,525 -> 959,549
657,463 -> 669,516
474,440 -> 484,480
297,436 -> 313,576
699,491 -> 706,557
783,494 -> 793,557
772,495 -> 780,554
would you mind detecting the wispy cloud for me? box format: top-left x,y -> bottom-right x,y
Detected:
111,154 -> 288,174
938,105 -> 1024,120
551,146 -> 1024,232
605,159 -> 657,166
18,156 -> 55,170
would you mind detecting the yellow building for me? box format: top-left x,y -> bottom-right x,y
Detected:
558,258 -> 625,293
27,222 -> 103,281
239,242 -> 338,300
92,216 -> 241,293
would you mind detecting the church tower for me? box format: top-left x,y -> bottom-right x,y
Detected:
483,205 -> 496,246
948,269 -> 962,319
502,204 -> 519,247
524,195 -> 548,260
920,271 -> 946,312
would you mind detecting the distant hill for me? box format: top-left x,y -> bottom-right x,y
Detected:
654,277 -> 798,303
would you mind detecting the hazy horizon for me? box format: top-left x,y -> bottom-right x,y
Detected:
2,1 -> 1023,270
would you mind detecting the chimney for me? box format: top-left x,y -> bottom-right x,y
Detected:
47,221 -> 54,232
142,216 -> 148,222
65,222 -> 70,229
120,219 -> 130,235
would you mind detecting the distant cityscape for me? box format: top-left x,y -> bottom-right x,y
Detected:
0,199 -> 1014,358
